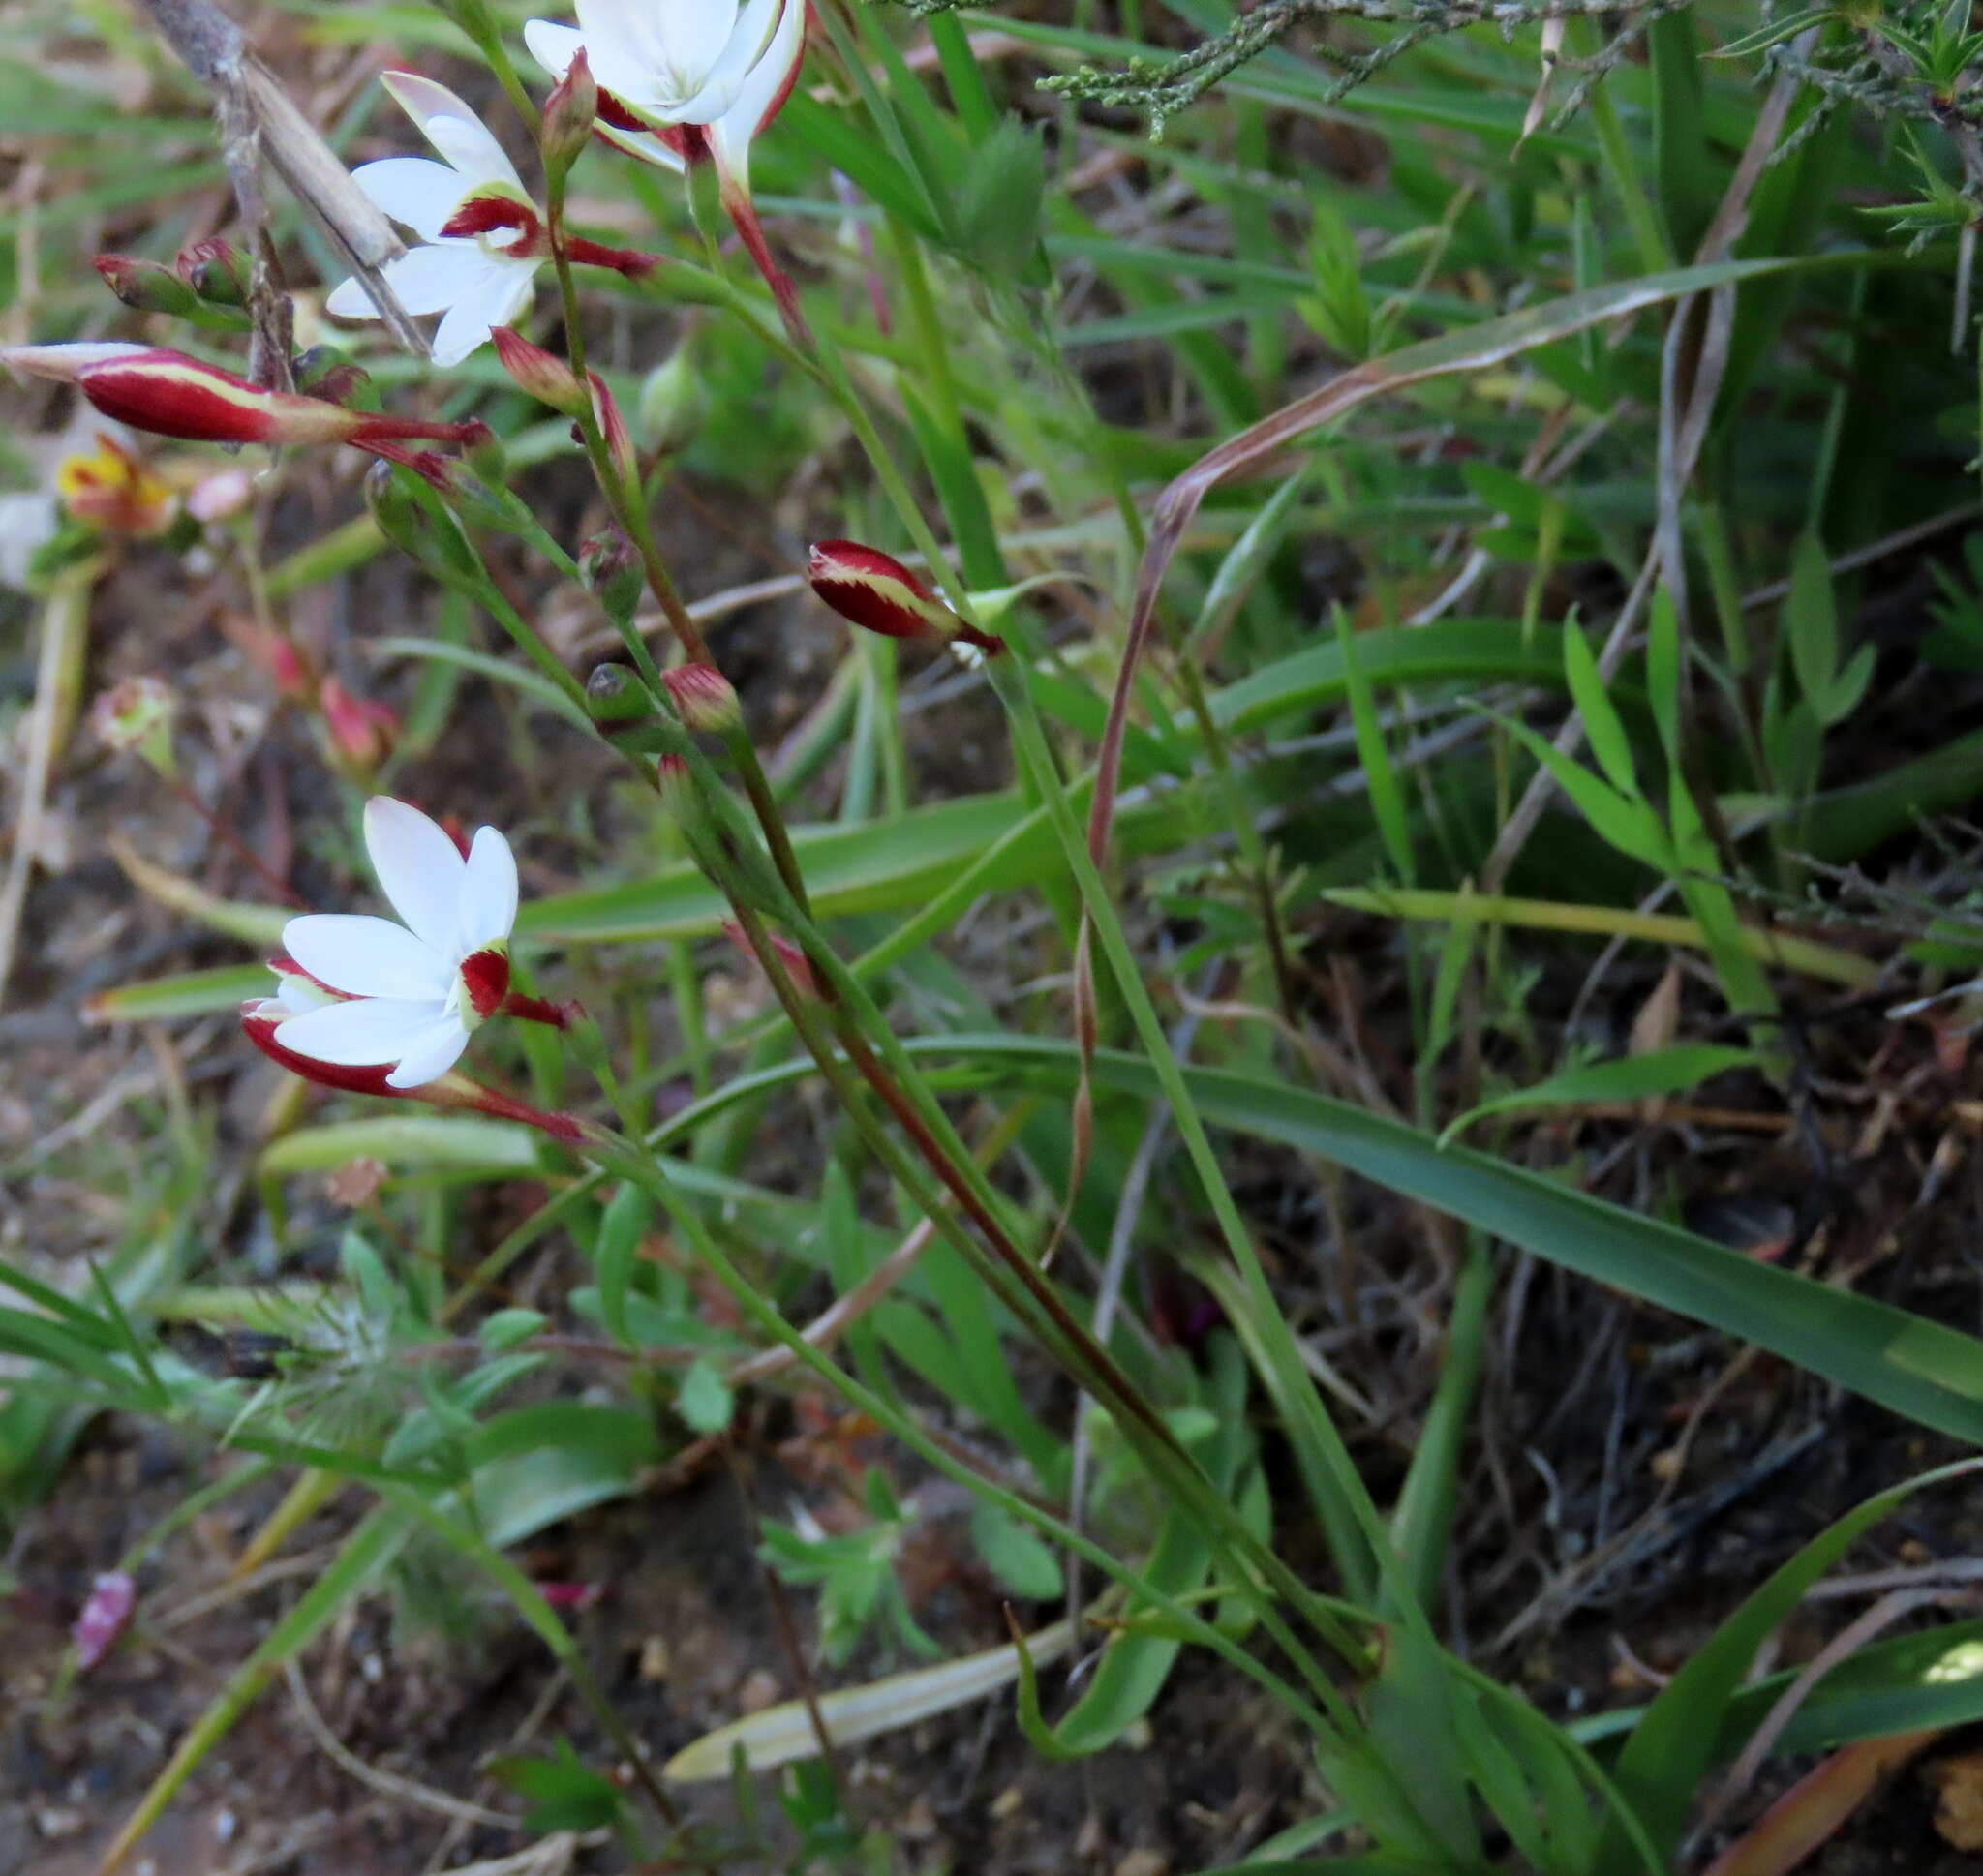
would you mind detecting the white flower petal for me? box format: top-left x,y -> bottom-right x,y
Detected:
276,975 -> 336,1015
673,0 -> 780,125
380,72 -> 525,191
459,827 -> 519,953
273,996 -> 448,1066
384,1018 -> 473,1088
710,0 -> 802,184
364,797 -> 468,956
429,257 -> 538,367
283,914 -> 454,1001
327,243 -> 492,321
523,17 -> 584,80
350,157 -> 465,241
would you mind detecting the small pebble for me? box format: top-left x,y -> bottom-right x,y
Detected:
1114,1852 -> 1170,1876
638,1636 -> 670,1682
737,1668 -> 779,1712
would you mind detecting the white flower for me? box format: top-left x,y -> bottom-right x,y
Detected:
325,73 -> 542,368
271,797 -> 518,1090
525,0 -> 802,191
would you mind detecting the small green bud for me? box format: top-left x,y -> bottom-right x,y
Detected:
585,662 -> 651,722
579,528 -> 643,624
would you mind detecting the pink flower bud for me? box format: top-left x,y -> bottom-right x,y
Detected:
320,678 -> 399,770
806,539 -> 1004,653
73,1572 -> 137,1672
541,46 -> 598,174
491,326 -> 588,418
662,662 -> 741,736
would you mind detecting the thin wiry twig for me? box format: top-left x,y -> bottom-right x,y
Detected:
130,0 -> 427,363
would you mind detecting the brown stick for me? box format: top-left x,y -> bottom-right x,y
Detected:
129,0 -> 428,361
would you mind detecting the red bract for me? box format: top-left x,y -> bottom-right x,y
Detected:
806,540 -> 1004,653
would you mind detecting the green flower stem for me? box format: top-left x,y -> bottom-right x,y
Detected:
568,1118 -> 1353,1749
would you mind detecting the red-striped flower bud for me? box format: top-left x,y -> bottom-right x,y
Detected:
806,539 -> 1004,653
0,341 -> 153,383
588,370 -> 640,497
95,254 -> 206,320
3,344 -> 489,452
491,326 -> 588,418
662,662 -> 741,736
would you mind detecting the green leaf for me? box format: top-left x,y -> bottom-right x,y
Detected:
1785,529 -> 1840,707
487,1740 -> 625,1833
678,1357 -> 734,1435
479,1309 -> 547,1351
259,1117 -> 546,1176
593,1182 -> 651,1351
1708,8 -> 1839,58
954,115 -> 1047,281
1596,1460 -> 1983,1867
85,963 -> 271,1023
1440,1044 -> 1759,1146
969,1502 -> 1064,1601
1562,615 -> 1641,799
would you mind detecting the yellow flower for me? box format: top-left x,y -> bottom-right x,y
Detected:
55,434 -> 176,539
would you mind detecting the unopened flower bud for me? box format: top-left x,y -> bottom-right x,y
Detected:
427,453 -> 534,533
541,45 -> 598,177
230,617 -> 315,701
94,254 -> 205,320
176,237 -> 253,307
637,345 -> 706,456
73,1572 -> 137,1673
320,677 -> 398,770
806,539 -> 1004,653
365,456 -> 428,560
579,528 -> 642,624
491,326 -> 587,418
588,371 -> 640,497
661,662 -> 740,736
91,675 -> 176,773
586,661 -> 651,722
292,346 -> 378,411
1,344 -> 485,450
722,920 -> 818,999
656,751 -> 692,804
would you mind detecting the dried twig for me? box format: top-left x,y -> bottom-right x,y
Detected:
130,0 -> 426,364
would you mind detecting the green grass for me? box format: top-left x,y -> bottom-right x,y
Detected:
8,2 -> 1983,1871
